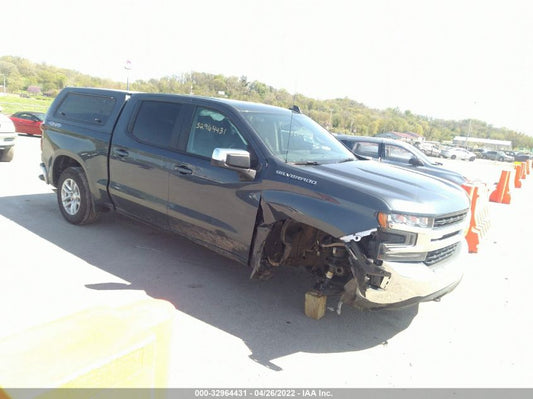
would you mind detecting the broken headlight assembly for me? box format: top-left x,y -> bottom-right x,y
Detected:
375,212 -> 434,262
377,212 -> 434,230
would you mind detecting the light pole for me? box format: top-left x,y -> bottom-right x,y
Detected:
466,101 -> 477,149
466,118 -> 471,148
1,74 -> 6,94
124,60 -> 132,90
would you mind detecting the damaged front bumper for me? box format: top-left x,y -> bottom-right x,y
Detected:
340,237 -> 467,310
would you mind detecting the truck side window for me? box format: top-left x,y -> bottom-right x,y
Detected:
353,142 -> 379,158
383,144 -> 412,164
131,101 -> 182,148
55,93 -> 116,125
186,108 -> 248,158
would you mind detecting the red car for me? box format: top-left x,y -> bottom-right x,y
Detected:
10,111 -> 45,136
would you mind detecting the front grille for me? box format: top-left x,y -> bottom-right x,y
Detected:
424,243 -> 459,265
434,211 -> 468,228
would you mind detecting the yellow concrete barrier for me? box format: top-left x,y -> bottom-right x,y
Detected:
0,299 -> 175,398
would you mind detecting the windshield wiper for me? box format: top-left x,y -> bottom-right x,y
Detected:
337,158 -> 355,163
293,160 -> 321,165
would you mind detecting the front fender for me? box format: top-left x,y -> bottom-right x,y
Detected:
259,190 -> 381,238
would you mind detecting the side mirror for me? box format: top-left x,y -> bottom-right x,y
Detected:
408,156 -> 423,166
211,148 -> 256,180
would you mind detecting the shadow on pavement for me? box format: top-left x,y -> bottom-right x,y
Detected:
0,192 -> 418,370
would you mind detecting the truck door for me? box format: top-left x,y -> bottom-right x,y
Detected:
167,105 -> 260,263
109,97 -> 184,228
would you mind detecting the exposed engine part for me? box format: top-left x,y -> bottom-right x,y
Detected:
313,267 -> 335,294
263,220 -> 322,268
338,240 -> 392,308
341,228 -> 377,243
345,240 -> 391,279
250,219 -> 393,311
320,242 -> 345,248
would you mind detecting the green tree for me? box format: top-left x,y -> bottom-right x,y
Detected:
1,55 -> 532,149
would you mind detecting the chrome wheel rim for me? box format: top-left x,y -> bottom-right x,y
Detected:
61,178 -> 81,215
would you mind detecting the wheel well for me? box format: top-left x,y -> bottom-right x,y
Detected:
52,156 -> 82,186
261,219 -> 348,271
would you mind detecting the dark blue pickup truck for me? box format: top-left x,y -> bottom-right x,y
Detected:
40,87 -> 470,314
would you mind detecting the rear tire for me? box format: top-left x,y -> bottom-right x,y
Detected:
57,167 -> 99,225
451,155 -> 456,159
0,147 -> 14,162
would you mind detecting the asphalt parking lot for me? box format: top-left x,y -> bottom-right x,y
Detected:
1,135 -> 532,388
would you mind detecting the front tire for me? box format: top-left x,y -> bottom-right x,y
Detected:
57,167 -> 98,225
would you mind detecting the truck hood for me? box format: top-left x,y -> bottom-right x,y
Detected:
305,159 -> 470,216
412,163 -> 467,186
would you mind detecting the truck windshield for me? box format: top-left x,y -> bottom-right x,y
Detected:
243,110 -> 355,164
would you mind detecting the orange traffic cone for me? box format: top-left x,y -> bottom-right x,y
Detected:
522,161 -> 531,177
514,164 -> 523,188
490,170 -> 511,204
474,183 -> 491,238
462,184 -> 480,253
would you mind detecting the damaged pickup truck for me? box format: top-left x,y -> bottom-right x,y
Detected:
40,88 -> 470,315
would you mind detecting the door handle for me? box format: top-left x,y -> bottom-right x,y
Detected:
174,165 -> 193,175
113,148 -> 129,159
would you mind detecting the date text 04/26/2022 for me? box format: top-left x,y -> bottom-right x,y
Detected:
194,389 -> 333,398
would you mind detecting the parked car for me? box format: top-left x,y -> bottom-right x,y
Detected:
9,111 -> 45,136
416,141 -> 442,157
514,152 -> 532,162
504,151 -> 517,158
485,150 -> 514,162
472,148 -> 489,159
335,135 -> 468,185
440,147 -> 476,161
0,107 -> 17,162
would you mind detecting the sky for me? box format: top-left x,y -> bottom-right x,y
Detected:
3,0 -> 533,136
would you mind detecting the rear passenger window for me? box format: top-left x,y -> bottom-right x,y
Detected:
131,101 -> 182,148
55,93 -> 116,125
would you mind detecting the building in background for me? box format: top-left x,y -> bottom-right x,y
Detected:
453,136 -> 512,150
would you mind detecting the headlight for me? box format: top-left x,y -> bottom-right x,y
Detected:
378,212 -> 434,230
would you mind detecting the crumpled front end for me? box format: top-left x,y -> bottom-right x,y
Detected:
339,209 -> 469,310
249,204 -> 469,313
340,239 -> 466,309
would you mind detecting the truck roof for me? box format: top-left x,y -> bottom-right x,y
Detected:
61,87 -> 291,115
